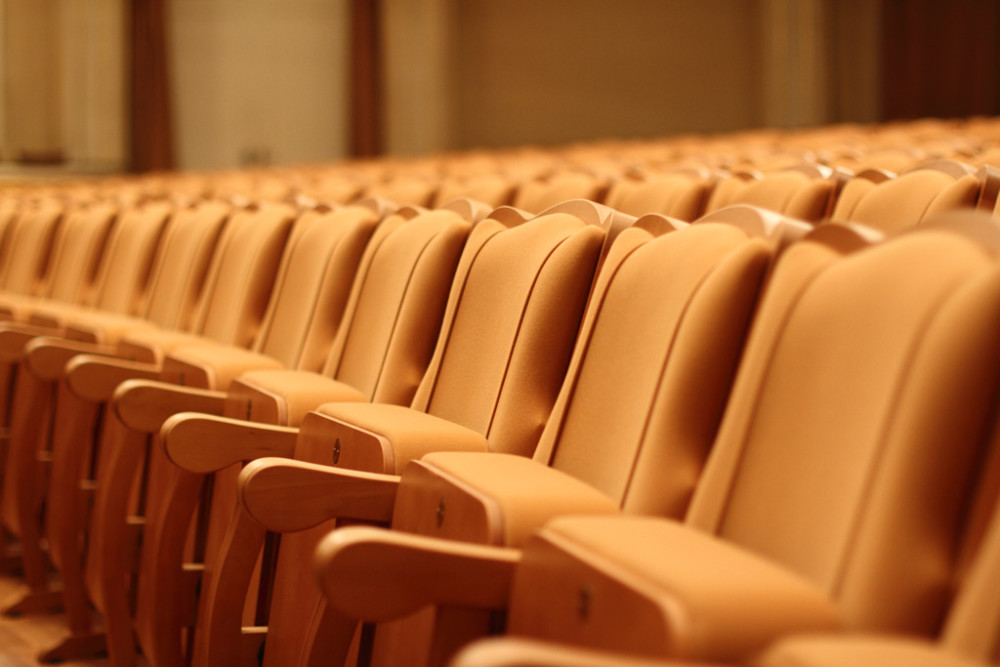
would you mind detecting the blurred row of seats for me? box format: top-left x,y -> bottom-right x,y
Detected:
0,117 -> 998,667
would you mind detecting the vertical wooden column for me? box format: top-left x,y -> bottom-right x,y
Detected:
350,0 -> 382,158
130,0 -> 174,172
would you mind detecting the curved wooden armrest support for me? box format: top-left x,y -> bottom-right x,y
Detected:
238,458 -> 399,530
24,337 -> 117,380
66,355 -> 162,402
112,380 -> 227,433
160,414 -> 298,473
314,526 -> 520,621
0,323 -> 60,363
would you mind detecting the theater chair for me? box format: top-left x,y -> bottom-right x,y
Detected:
95,202 -> 478,666
0,200 -> 290,655
29,202 -> 382,662
432,175 -> 516,209
603,172 -> 713,220
150,202 -> 615,667
215,205 -> 806,667
703,165 -> 842,223
318,212 -> 1000,667
512,172 -> 609,213
1,200 -> 176,614
829,160 -> 983,232
0,201 -> 162,328
0,200 -> 68,307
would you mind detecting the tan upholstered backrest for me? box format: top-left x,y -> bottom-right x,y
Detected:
828,171 -> 888,221
942,491 -> 1000,663
606,175 -> 711,220
141,201 -> 231,330
0,202 -> 63,295
191,204 -> 295,347
842,170 -> 980,232
707,171 -> 834,222
41,203 -> 117,304
533,223 -> 770,519
433,175 -> 515,209
252,206 -> 378,371
412,213 -> 604,457
326,209 -> 472,405
687,222 -> 1000,636
514,174 -> 607,213
88,201 -> 173,314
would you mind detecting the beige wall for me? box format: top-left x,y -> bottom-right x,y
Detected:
0,1 -> 882,170
444,0 -> 765,150
1,0 -> 125,169
169,0 -> 350,169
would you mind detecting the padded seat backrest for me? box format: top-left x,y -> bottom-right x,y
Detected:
0,202 -> 64,295
433,175 -> 515,209
532,221 -> 772,518
686,220 -> 1000,636
39,202 -> 118,305
707,171 -> 835,222
189,204 -> 296,347
514,174 -> 608,214
323,208 -> 473,405
605,174 -> 711,220
836,168 -> 981,232
411,213 -> 604,457
250,206 -> 379,372
86,200 -> 174,315
140,201 -> 232,331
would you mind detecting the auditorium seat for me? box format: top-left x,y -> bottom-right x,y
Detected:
316,212 -> 1000,666
512,172 -> 609,213
603,172 -> 713,219
225,205 -> 802,667
0,203 -> 296,662
32,203 -> 383,663
155,203 -> 610,666
100,203 -> 475,666
704,166 -> 840,222
829,161 -> 983,231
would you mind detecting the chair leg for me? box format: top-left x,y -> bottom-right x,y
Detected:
1,367 -> 58,615
40,388 -> 106,661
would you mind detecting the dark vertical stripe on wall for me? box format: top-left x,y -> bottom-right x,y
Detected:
881,0 -> 1000,120
130,0 -> 175,172
350,0 -> 382,157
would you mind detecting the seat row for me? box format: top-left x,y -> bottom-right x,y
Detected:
0,191 -> 990,667
0,122 -> 998,667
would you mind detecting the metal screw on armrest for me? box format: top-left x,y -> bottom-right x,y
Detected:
435,498 -> 446,527
332,438 -> 341,464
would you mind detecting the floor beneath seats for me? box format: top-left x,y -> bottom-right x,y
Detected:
0,572 -> 108,667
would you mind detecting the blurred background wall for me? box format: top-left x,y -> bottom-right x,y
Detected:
0,0 -> 994,172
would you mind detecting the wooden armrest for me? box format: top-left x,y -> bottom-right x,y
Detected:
511,517 -> 841,661
112,380 -> 227,432
24,336 -> 117,380
396,453 -> 619,546
160,414 -> 298,473
65,355 -> 162,402
304,403 -> 490,474
0,323 -> 60,363
314,526 -> 519,621
238,458 -> 399,530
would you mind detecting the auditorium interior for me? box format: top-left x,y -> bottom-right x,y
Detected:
1,1 -> 1000,666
